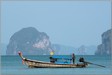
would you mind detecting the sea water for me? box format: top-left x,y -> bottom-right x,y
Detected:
1,55 -> 112,75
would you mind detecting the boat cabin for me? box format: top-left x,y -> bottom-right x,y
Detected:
49,56 -> 73,64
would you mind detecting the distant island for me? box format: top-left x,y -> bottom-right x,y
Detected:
95,29 -> 112,55
4,27 -> 111,55
6,27 -> 52,55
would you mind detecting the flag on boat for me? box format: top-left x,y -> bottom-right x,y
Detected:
50,51 -> 54,55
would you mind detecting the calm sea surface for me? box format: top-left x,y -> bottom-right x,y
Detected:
1,55 -> 112,75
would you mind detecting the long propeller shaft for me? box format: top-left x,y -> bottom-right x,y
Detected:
85,61 -> 106,68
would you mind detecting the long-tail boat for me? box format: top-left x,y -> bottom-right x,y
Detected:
18,51 -> 88,68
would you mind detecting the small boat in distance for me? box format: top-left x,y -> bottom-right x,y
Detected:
18,51 -> 88,68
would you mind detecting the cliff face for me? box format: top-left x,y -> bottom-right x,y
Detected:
95,29 -> 112,55
6,27 -> 52,55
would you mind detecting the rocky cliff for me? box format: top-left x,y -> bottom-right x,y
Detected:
6,27 -> 53,55
95,29 -> 112,55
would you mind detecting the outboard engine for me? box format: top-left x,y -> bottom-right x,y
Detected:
79,57 -> 85,62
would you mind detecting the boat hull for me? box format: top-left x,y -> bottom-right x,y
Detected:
23,59 -> 87,68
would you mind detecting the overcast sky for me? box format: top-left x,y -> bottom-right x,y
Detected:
1,1 -> 111,47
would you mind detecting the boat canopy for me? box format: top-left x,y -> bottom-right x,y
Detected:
52,55 -> 72,60
52,55 -> 71,59
51,56 -> 72,64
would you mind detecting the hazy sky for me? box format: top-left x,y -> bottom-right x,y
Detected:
1,1 -> 111,47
